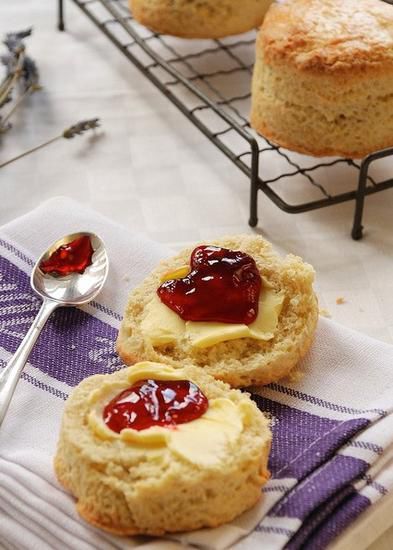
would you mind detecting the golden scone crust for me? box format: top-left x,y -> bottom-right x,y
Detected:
251,0 -> 393,158
54,363 -> 271,535
117,235 -> 318,388
131,0 -> 272,38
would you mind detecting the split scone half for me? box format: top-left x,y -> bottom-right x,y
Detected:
54,361 -> 271,535
117,235 -> 318,388
130,0 -> 273,39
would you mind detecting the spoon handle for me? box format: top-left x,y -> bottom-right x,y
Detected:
0,299 -> 59,427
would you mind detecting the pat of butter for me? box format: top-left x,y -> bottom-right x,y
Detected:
141,297 -> 186,345
87,362 -> 244,467
168,398 -> 242,467
142,286 -> 284,349
187,289 -> 284,348
160,265 -> 190,282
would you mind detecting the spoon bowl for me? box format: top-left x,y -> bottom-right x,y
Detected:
32,231 -> 108,305
0,231 -> 109,427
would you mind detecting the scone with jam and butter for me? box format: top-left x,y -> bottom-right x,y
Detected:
54,361 -> 271,535
117,235 -> 318,388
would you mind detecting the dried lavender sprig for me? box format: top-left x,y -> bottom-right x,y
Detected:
0,51 -> 24,108
0,28 -> 38,114
20,55 -> 40,92
3,29 -> 32,54
0,114 -> 11,134
0,54 -> 16,108
0,74 -> 13,108
1,84 -> 35,128
63,119 -> 100,138
0,118 -> 100,169
1,56 -> 42,128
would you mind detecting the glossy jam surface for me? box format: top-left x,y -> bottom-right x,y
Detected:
103,379 -> 209,433
157,245 -> 262,324
40,236 -> 94,276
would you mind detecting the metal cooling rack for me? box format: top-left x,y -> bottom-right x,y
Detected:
58,0 -> 393,239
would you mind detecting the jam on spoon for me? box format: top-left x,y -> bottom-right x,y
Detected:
103,379 -> 208,433
40,235 -> 94,276
157,245 -> 262,325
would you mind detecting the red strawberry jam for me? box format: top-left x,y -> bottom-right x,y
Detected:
157,245 -> 262,325
103,379 -> 208,433
40,235 -> 94,276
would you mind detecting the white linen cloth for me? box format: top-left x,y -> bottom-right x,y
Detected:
1,197 -> 393,550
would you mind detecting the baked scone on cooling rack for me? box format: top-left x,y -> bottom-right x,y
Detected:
130,0 -> 273,38
54,361 -> 271,535
251,0 -> 393,158
117,235 -> 318,388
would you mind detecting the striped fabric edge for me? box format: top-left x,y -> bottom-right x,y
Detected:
0,357 -> 69,402
267,383 -> 387,418
0,457 -> 126,550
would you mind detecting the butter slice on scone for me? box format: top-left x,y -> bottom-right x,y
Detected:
141,281 -> 284,348
117,235 -> 318,388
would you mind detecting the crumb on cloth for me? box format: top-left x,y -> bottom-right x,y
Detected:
319,308 -> 331,318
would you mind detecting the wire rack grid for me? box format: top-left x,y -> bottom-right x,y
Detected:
59,0 -> 393,239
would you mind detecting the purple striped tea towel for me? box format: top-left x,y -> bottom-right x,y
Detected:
1,197 -> 393,550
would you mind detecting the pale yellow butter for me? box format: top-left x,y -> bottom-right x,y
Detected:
168,398 -> 242,467
187,288 -> 284,348
141,296 -> 186,346
160,265 -> 190,282
88,362 -> 244,467
141,285 -> 284,349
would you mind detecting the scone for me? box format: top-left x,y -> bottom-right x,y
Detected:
54,361 -> 271,535
131,0 -> 273,39
117,235 -> 318,387
251,0 -> 393,158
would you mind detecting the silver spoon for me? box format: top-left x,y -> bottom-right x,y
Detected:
0,231 -> 109,427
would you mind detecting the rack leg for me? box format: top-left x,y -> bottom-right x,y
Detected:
248,142 -> 260,227
58,0 -> 65,31
249,178 -> 258,227
351,157 -> 370,240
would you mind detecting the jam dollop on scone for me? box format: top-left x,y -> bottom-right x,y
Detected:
103,378 -> 209,432
158,245 -> 262,324
117,235 -> 319,387
54,361 -> 271,535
